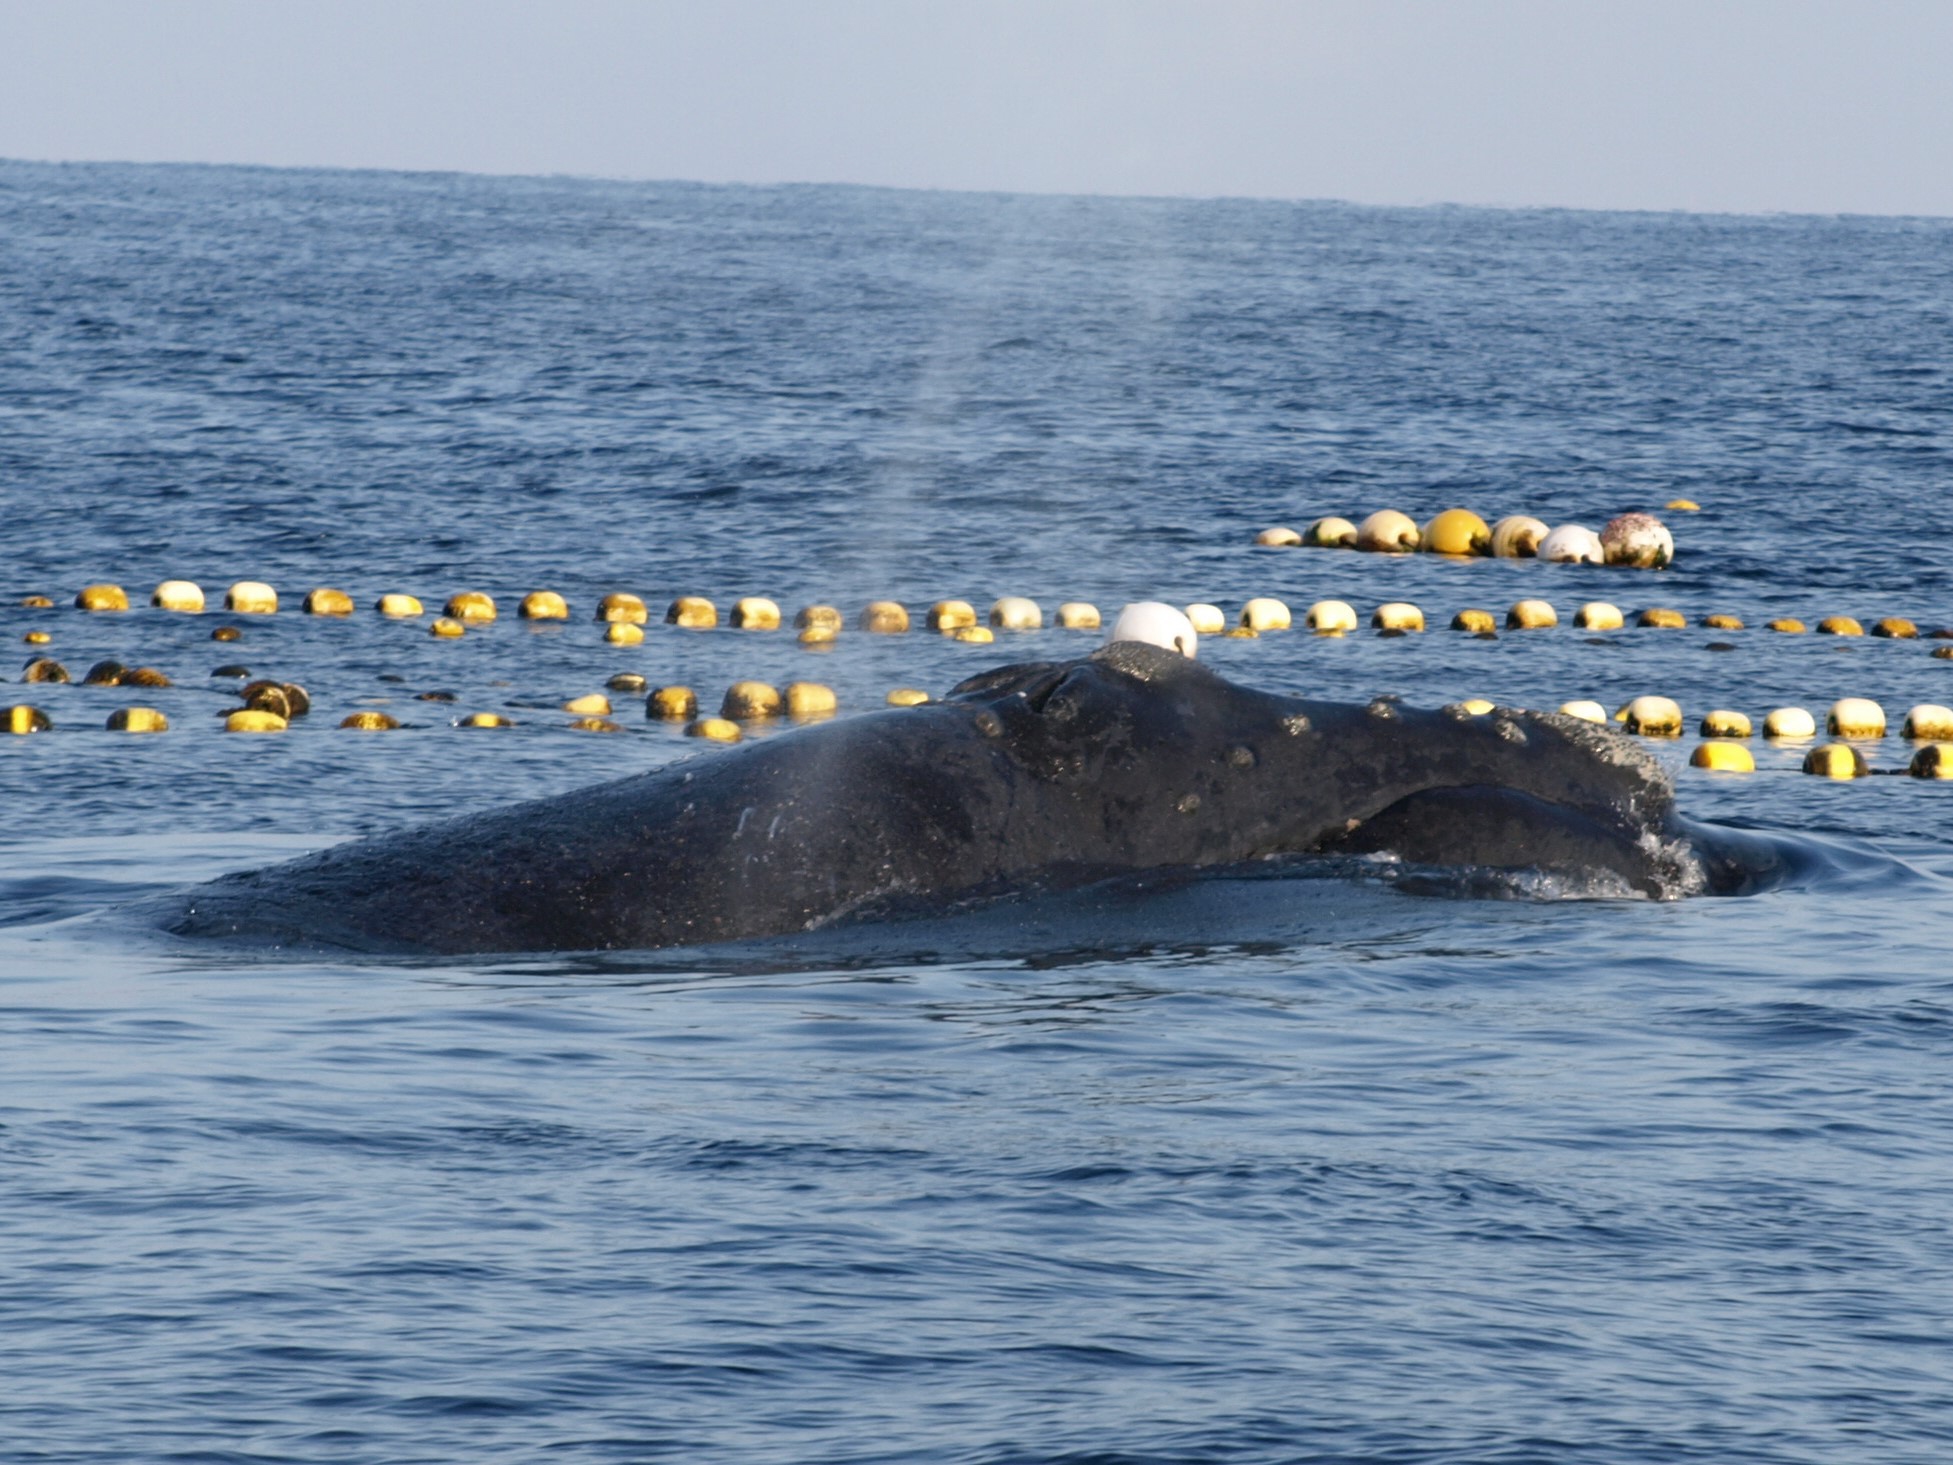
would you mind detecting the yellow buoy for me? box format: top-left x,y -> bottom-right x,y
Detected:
1691,742 -> 1754,772
457,712 -> 513,728
1827,698 -> 1886,738
240,682 -> 292,718
304,587 -> 355,616
1700,709 -> 1753,738
797,624 -> 837,646
1574,602 -> 1624,631
607,672 -> 648,693
445,591 -> 496,622
568,716 -> 621,733
733,597 -> 783,630
1455,698 -> 1496,716
1624,696 -> 1684,736
377,593 -> 424,618
1240,597 -> 1291,632
1636,607 -> 1686,629
22,657 -> 70,684
669,596 -> 721,628
990,597 -> 1042,630
797,604 -> 844,631
596,592 -> 649,624
429,616 -> 466,638
886,688 -> 930,707
1666,498 -> 1701,512
605,622 -> 645,646
1055,602 -> 1100,630
152,580 -> 205,612
1558,700 -> 1607,724
6,705 -> 52,734
518,591 -> 570,621
1701,613 -> 1744,631
1489,516 -> 1548,558
1901,704 -> 1953,740
20,595 -> 54,609
225,708 -> 287,733
685,716 -> 742,743
721,681 -> 783,719
1764,707 -> 1817,739
226,581 -> 278,614
1450,608 -> 1496,634
1506,599 -> 1557,630
1803,743 -> 1866,779
927,600 -> 977,632
563,693 -> 612,716
1909,744 -> 1953,779
1934,646 -> 1953,661
1226,627 -> 1259,640
107,707 -> 169,733
1766,618 -> 1806,634
953,625 -> 995,644
76,584 -> 129,613
1817,616 -> 1864,637
785,682 -> 838,719
1298,516 -> 1354,548
22,631 -> 49,646
1355,509 -> 1420,553
860,601 -> 909,633
1184,604 -> 1226,635
210,625 -> 243,642
1873,617 -> 1919,639
1421,508 -> 1490,556
1255,526 -> 1302,547
1371,603 -> 1425,632
339,711 -> 399,730
1304,600 -> 1357,634
647,686 -> 698,720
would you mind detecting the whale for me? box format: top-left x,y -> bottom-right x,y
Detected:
160,641 -> 1781,956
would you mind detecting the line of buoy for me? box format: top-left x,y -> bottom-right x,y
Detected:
1261,510 -> 1675,567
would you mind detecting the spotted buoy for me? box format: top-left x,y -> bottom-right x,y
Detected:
597,592 -> 648,624
1450,608 -> 1495,634
1873,617 -> 1919,639
1538,525 -> 1604,564
82,660 -> 126,686
1637,607 -> 1686,629
1803,743 -> 1867,779
785,682 -> 838,719
796,604 -> 843,632
1309,600 -> 1359,633
1701,613 -> 1744,631
1489,516 -> 1548,558
1767,618 -> 1806,633
990,597 -> 1042,630
1764,707 -> 1817,739
76,584 -> 129,613
606,622 -> 644,646
1690,742 -> 1754,772
1700,709 -> 1752,738
1623,696 -> 1683,736
1902,704 -> 1953,740
667,597 -> 717,629
6,705 -> 52,733
124,667 -> 171,688
518,591 -> 570,621
1108,603 -> 1198,658
685,716 -> 742,742
562,693 -> 612,716
20,595 -> 53,609
1421,508 -> 1490,556
225,708 -> 287,733
1256,526 -> 1302,547
886,688 -> 930,707
1600,513 -> 1674,569
339,711 -> 399,730
226,581 -> 278,614
1827,698 -> 1886,737
1055,602 -> 1100,630
927,600 -> 977,632
430,616 -> 466,638
860,601 -> 908,633
152,580 -> 205,612
1817,616 -> 1864,637
647,686 -> 697,721
1184,604 -> 1226,636
1574,602 -> 1623,631
1240,597 -> 1290,632
377,593 -> 424,618
1910,744 -> 1953,779
22,657 -> 69,683
733,597 -> 782,630
1304,516 -> 1357,548
107,707 -> 169,733
1355,510 -> 1420,553
1558,700 -> 1607,723
1506,599 -> 1557,630
607,673 -> 648,693
445,591 -> 496,623
1371,603 -> 1424,632
568,717 -> 621,734
1934,646 -> 1953,661
721,681 -> 782,719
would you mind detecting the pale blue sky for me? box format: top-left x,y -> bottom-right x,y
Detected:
3,0 -> 1948,215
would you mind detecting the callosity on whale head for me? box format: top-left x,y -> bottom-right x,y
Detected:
160,642 -> 1766,956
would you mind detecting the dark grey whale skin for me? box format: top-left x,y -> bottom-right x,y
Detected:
162,642 -> 1753,956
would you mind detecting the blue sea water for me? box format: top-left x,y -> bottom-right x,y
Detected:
3,160 -> 1953,1463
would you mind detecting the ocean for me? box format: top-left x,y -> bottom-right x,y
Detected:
2,159 -> 1951,1463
